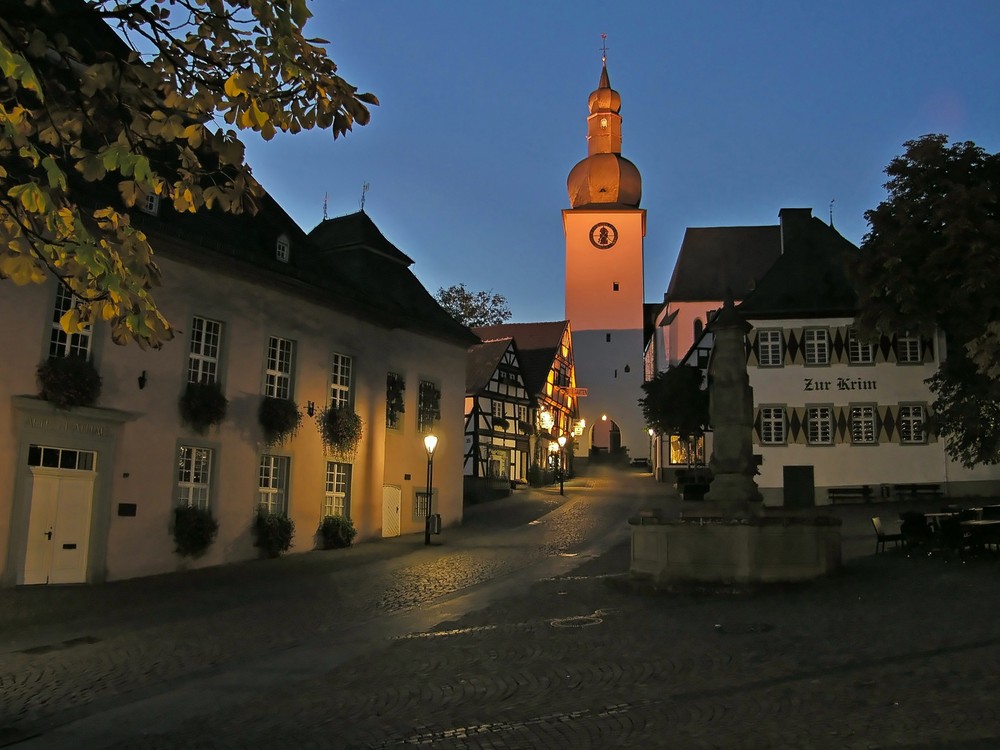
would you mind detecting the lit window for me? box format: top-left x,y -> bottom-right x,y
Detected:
896,334 -> 922,364
806,406 -> 833,445
899,404 -> 927,444
188,316 -> 222,384
264,336 -> 295,399
517,404 -> 527,422
276,235 -> 290,263
177,446 -> 213,510
847,328 -> 875,365
330,353 -> 353,409
323,461 -> 351,517
803,328 -> 829,365
492,401 -> 504,418
258,454 -> 289,514
850,405 -> 877,444
140,193 -> 160,216
49,285 -> 92,359
757,330 -> 783,367
760,406 -> 786,445
668,435 -> 705,466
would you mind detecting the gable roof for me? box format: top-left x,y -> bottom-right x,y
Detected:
472,321 -> 569,397
666,225 -> 782,302
466,338 -> 515,395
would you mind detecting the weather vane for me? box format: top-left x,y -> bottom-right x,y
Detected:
322,192 -> 328,221
829,198 -> 835,227
360,182 -> 370,211
600,33 -> 608,63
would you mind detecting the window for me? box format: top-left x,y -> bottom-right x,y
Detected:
323,461 -> 351,517
276,235 -> 290,263
492,401 -> 505,418
668,435 -> 705,466
414,489 -> 434,520
757,330 -> 783,367
806,406 -> 833,445
28,444 -> 96,471
418,380 -> 441,433
760,406 -> 786,445
517,404 -> 527,422
330,353 -> 353,408
896,334 -> 922,364
848,328 -> 875,365
850,405 -> 877,444
177,446 -> 213,510
606,333 -> 611,342
140,193 -> 160,215
613,282 -> 620,291
803,328 -> 829,365
257,454 -> 289,513
264,336 -> 295,399
693,319 -> 704,339
188,316 -> 222,384
49,285 -> 92,359
899,405 -> 927,444
386,372 -> 405,428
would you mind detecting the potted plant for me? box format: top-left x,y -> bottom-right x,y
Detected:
253,510 -> 294,558
258,396 -> 301,445
493,416 -> 510,431
317,405 -> 363,456
172,505 -> 219,557
318,515 -> 357,550
179,380 -> 228,433
36,355 -> 102,409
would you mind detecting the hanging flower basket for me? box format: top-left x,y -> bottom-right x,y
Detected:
172,505 -> 219,557
386,373 -> 406,426
179,381 -> 228,433
36,355 -> 102,409
258,396 -> 301,446
493,416 -> 510,431
317,405 -> 363,456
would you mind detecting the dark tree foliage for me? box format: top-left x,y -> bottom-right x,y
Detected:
639,365 -> 709,440
435,284 -> 512,327
853,134 -> 1000,466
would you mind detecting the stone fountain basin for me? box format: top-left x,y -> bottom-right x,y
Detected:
629,513 -> 842,585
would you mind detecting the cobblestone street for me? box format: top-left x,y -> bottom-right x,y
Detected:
3,466 -> 1000,748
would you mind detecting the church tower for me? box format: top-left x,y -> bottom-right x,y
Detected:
563,52 -> 646,457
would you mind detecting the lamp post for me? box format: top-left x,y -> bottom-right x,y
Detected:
648,428 -> 655,473
423,434 -> 437,545
557,435 -> 567,495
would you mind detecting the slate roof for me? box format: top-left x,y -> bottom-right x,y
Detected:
471,321 -> 569,398
666,226 -> 782,302
737,211 -> 860,319
466,338 -> 514,395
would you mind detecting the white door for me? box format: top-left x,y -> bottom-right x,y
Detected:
381,484 -> 401,538
23,468 -> 95,585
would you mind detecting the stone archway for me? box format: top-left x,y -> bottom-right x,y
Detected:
589,418 -> 621,456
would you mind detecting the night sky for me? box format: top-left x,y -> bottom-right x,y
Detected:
243,0 -> 1000,323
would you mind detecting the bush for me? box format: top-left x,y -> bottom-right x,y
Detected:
36,355 -> 102,409
318,515 -> 357,549
172,505 -> 219,557
258,397 -> 301,446
179,381 -> 228,433
253,510 -> 294,558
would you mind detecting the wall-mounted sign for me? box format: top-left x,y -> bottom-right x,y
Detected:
803,377 -> 877,392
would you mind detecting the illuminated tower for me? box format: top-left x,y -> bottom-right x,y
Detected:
563,50 -> 646,457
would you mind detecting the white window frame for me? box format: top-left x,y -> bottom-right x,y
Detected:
899,404 -> 927,444
896,334 -> 922,364
258,454 -> 289,514
323,461 -> 351,518
850,404 -> 878,445
276,235 -> 290,263
517,404 -> 527,422
140,193 -> 160,216
757,330 -> 783,367
177,445 -> 213,510
413,489 -> 436,520
803,328 -> 830,365
329,352 -> 353,409
806,406 -> 834,445
760,406 -> 786,445
264,336 -> 295,399
188,316 -> 222,384
492,401 -> 505,418
49,284 -> 92,359
847,328 -> 875,365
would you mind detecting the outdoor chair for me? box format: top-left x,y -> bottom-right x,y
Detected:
899,511 -> 934,550
872,516 -> 903,554
937,516 -> 973,559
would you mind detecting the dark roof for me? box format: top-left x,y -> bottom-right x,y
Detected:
738,211 -> 860,319
466,338 -> 514,395
666,226 -> 781,302
472,321 -> 569,397
309,211 -> 414,265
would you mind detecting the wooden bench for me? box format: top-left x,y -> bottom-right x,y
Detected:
827,485 -> 873,504
892,483 -> 943,500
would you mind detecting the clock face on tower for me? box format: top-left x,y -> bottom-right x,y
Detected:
589,222 -> 619,249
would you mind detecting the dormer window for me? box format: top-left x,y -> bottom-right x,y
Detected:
276,235 -> 290,263
140,193 -> 160,216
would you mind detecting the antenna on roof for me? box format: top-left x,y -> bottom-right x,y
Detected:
600,33 -> 608,64
360,182 -> 370,211
322,192 -> 328,221
829,198 -> 835,227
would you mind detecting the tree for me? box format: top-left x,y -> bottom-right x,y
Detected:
853,134 -> 1000,465
1,0 -> 377,348
639,365 -> 709,465
435,284 -> 512,328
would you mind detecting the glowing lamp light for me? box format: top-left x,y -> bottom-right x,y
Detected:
557,435 -> 567,449
423,434 -> 438,455
648,428 -> 655,437
601,414 -> 608,422
539,409 -> 555,431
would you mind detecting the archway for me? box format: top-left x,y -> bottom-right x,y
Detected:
589,418 -> 621,457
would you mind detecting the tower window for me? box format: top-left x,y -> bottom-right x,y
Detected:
606,333 -> 611,343
613,282 -> 619,291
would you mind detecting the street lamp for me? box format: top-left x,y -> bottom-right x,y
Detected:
423,434 -> 438,545
557,434 -> 567,495
648,427 -> 655,471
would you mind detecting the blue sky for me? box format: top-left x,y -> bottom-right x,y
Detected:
244,1 -> 1000,324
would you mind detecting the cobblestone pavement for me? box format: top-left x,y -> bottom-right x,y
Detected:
4,467 -> 1000,749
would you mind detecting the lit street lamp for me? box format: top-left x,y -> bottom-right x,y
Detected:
557,434 -> 567,495
648,427 -> 655,472
423,434 -> 438,545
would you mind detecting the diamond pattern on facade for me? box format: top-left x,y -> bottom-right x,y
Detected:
832,329 -> 846,362
785,330 -> 800,363
835,407 -> 849,441
880,407 -> 895,441
788,408 -> 802,443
